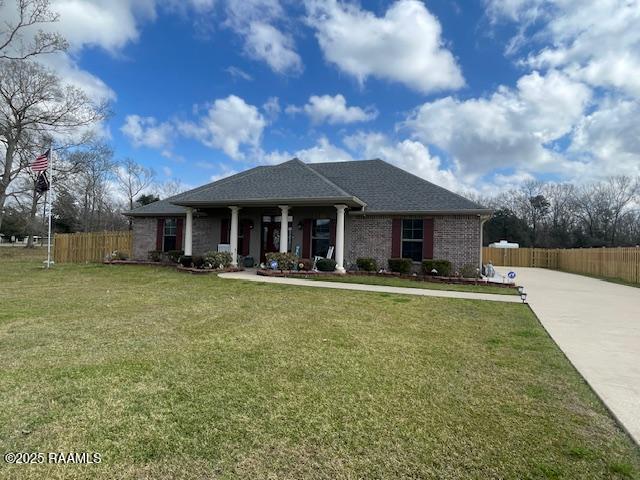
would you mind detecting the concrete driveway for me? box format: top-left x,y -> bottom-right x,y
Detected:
504,267 -> 640,444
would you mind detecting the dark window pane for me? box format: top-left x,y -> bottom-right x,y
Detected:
402,219 -> 423,240
163,235 -> 177,252
402,240 -> 422,262
312,219 -> 330,238
312,238 -> 330,258
164,218 -> 177,236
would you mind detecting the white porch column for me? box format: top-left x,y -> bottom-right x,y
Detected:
334,204 -> 347,273
229,206 -> 240,267
184,207 -> 193,256
278,205 -> 289,253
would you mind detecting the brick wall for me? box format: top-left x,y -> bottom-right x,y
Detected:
132,217 -> 157,260
192,216 -> 218,255
433,215 -> 481,272
346,216 -> 393,269
346,214 -> 480,272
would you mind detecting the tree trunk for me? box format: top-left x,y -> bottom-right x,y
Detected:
0,137 -> 17,233
128,197 -> 133,230
25,181 -> 40,248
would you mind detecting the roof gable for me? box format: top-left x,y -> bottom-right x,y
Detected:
170,159 -> 362,206
308,160 -> 487,213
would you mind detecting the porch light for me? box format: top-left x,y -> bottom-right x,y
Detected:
297,221 -> 304,230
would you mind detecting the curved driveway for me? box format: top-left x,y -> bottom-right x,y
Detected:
504,267 -> 640,444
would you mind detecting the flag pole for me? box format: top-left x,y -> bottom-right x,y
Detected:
46,145 -> 53,268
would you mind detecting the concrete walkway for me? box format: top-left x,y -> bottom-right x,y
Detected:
500,267 -> 640,444
218,270 -> 522,303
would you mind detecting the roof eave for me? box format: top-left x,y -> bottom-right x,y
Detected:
349,208 -> 494,216
170,196 -> 367,208
123,211 -> 187,217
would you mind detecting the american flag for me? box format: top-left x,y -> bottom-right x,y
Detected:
30,149 -> 50,172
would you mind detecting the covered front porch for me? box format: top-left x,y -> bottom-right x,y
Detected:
181,203 -> 351,272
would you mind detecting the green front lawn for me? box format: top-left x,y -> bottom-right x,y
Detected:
1,248 -> 638,479
308,273 -> 519,295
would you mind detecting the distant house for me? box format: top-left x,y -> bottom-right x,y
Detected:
125,159 -> 492,272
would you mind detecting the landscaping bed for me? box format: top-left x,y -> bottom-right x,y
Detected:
104,260 -> 243,274
177,265 -> 243,274
257,268 -> 517,292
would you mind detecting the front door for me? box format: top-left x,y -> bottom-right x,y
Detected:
260,215 -> 292,262
262,222 -> 279,262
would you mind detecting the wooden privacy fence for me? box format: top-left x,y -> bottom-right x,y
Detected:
54,231 -> 132,263
482,247 -> 640,284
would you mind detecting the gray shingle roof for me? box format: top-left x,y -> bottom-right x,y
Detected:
308,159 -> 488,213
125,198 -> 187,216
125,158 -> 490,216
170,159 -> 362,206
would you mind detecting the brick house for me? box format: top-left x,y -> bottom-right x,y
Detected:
125,159 -> 492,272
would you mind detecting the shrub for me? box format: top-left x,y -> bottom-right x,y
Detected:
204,251 -> 232,269
265,252 -> 298,271
316,258 -> 337,272
165,250 -> 183,263
147,250 -> 162,262
178,255 -> 193,268
243,256 -> 255,268
192,255 -> 205,269
297,258 -> 313,271
388,258 -> 412,274
356,257 -> 378,272
422,259 -> 452,277
459,263 -> 480,279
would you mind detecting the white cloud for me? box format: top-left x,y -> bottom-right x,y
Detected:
403,70 -> 591,178
569,98 -> 640,178
243,22 -> 303,75
262,96 -> 281,120
162,166 -> 173,177
179,95 -> 266,159
51,0 -> 156,53
121,115 -> 174,150
225,66 -> 253,81
261,137 -> 354,165
486,0 -> 640,96
290,94 -> 377,125
223,0 -> 302,75
343,131 -> 460,190
306,0 -> 464,93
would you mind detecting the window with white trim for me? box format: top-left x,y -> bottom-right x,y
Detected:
163,218 -> 177,252
401,219 -> 423,262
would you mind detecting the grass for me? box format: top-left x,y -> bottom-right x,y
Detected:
1,247 -> 639,479
307,273 -> 519,295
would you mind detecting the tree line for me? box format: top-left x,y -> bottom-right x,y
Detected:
0,0 -> 181,246
478,178 -> 640,248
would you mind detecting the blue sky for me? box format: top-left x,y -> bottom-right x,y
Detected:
35,0 -> 640,194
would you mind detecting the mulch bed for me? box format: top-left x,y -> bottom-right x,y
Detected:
176,266 -> 244,275
104,260 -> 175,267
257,269 -> 516,289
104,260 -> 243,275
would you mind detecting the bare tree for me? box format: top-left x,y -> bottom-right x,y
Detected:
0,58 -> 106,231
114,158 -> 154,228
0,0 -> 67,60
155,179 -> 187,199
